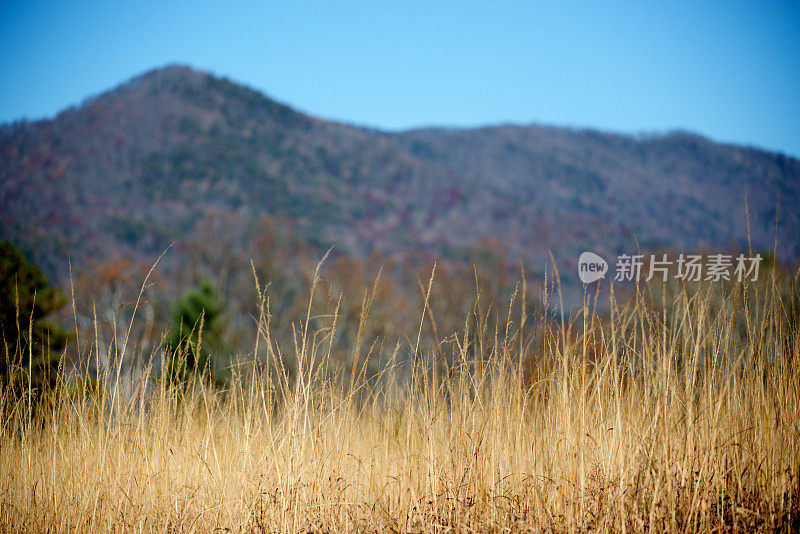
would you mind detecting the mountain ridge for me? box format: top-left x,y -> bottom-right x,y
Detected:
6,63 -> 795,159
1,64 -> 798,292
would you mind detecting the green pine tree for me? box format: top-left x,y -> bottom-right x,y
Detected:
0,240 -> 71,394
165,279 -> 225,382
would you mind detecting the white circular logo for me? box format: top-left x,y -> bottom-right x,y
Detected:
578,251 -> 608,284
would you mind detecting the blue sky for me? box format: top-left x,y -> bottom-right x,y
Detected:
1,1 -> 799,157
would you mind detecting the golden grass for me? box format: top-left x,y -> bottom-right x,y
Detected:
1,264 -> 799,532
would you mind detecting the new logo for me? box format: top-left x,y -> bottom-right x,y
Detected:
578,251 -> 608,284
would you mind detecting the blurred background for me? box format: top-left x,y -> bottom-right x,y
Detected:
1,1 -> 798,376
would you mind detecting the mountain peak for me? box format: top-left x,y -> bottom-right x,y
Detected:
116,63 -> 210,95
1,66 -> 798,291
133,63 -> 208,84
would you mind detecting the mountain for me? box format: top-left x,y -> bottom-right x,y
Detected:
2,65 -> 799,296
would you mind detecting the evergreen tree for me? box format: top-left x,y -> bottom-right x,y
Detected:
0,240 -> 70,393
165,279 -> 224,382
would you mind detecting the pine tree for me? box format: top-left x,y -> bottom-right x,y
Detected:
0,240 -> 70,394
165,279 -> 224,382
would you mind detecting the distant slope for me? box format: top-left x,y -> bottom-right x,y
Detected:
2,64 -> 798,285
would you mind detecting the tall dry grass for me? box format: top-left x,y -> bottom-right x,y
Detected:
1,260 -> 799,532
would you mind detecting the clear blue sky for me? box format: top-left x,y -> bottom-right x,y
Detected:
1,1 -> 799,157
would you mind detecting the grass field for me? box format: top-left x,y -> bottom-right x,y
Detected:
1,262 -> 799,532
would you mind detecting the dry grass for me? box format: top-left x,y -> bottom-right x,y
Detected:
1,263 -> 799,532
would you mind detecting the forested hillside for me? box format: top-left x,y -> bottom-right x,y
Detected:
1,64 -> 798,354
